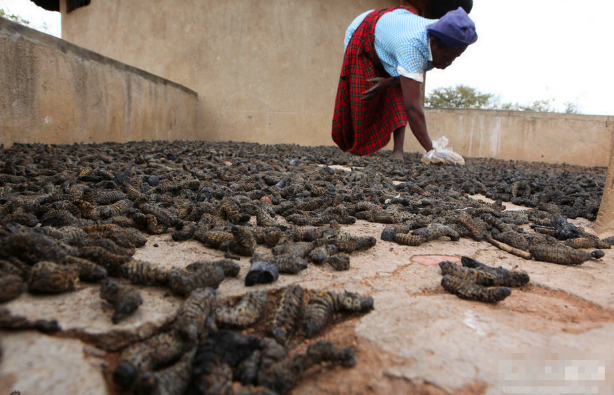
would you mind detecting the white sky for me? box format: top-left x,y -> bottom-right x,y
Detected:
427,0 -> 614,115
2,0 -> 613,116
0,0 -> 60,37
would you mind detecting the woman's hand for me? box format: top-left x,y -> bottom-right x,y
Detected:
361,77 -> 399,101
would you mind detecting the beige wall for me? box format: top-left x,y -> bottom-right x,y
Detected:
389,109 -> 614,167
0,17 -> 197,148
596,136 -> 614,234
60,0 -> 394,144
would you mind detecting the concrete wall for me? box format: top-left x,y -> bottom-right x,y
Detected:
59,0 -> 394,145
388,109 -> 614,167
58,1 -> 613,168
596,136 -> 614,234
0,17 -> 197,148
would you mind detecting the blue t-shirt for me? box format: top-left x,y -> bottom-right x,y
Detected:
345,9 -> 436,82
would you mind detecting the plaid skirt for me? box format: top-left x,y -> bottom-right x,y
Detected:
331,7 -> 411,156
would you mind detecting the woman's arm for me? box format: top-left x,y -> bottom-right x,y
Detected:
399,76 -> 433,152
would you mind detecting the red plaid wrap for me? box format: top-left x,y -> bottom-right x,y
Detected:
332,7 -> 413,156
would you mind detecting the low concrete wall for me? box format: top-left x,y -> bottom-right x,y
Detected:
596,137 -> 614,234
391,108 -> 614,167
0,18 -> 197,148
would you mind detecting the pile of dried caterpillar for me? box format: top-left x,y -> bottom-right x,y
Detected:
438,256 -> 530,303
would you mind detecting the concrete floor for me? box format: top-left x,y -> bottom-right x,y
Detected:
1,196 -> 613,395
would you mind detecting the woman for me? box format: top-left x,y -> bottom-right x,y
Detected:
331,6 -> 477,159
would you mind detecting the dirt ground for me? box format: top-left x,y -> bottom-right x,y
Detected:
1,162 -> 613,395
118,195 -> 614,395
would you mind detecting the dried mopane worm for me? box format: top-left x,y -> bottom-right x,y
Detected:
113,330 -> 189,389
326,253 -> 351,271
270,254 -> 308,274
120,259 -> 169,286
186,259 -> 240,278
0,273 -> 26,302
306,340 -> 356,367
28,261 -> 79,294
259,340 -> 356,395
173,287 -> 217,344
168,265 -> 225,296
99,279 -> 143,324
216,290 -> 268,328
0,307 -> 60,334
529,245 -> 598,265
229,225 -> 257,257
460,256 -> 530,287
493,230 -> 529,251
564,237 -> 612,250
267,284 -> 304,345
139,348 -> 195,395
308,245 -> 338,265
302,290 -> 374,338
393,232 -> 427,246
412,223 -> 460,242
60,255 -> 108,282
441,275 -> 511,303
442,259 -> 530,288
324,232 -> 376,253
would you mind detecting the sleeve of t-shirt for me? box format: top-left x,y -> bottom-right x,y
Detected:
395,40 -> 429,83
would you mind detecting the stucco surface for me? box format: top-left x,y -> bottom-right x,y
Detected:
59,0 -> 393,144
2,214 -> 613,395
0,18 -> 197,148
390,109 -> 614,167
596,136 -> 614,233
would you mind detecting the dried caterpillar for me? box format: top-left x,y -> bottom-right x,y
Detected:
269,254 -> 309,274
194,229 -> 235,248
77,245 -> 131,275
323,232 -> 376,253
326,253 -> 351,271
272,241 -> 315,258
121,259 -> 170,286
259,341 -> 356,395
460,256 -> 530,287
529,245 -> 603,265
302,290 -> 374,338
493,230 -> 529,251
99,279 -> 143,324
266,285 -> 304,345
412,223 -> 460,242
168,265 -> 225,296
97,199 -> 132,219
173,287 -> 217,343
113,330 -> 190,389
138,348 -> 196,395
60,255 -> 108,282
95,190 -> 127,205
0,307 -> 60,334
452,213 -> 486,241
0,273 -> 26,302
229,225 -> 257,257
249,226 -> 282,248
564,237 -> 612,250
441,275 -> 511,303
216,290 -> 268,328
186,259 -> 241,278
440,259 -> 529,288
137,202 -> 178,227
308,245 -> 339,265
28,261 -> 79,294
